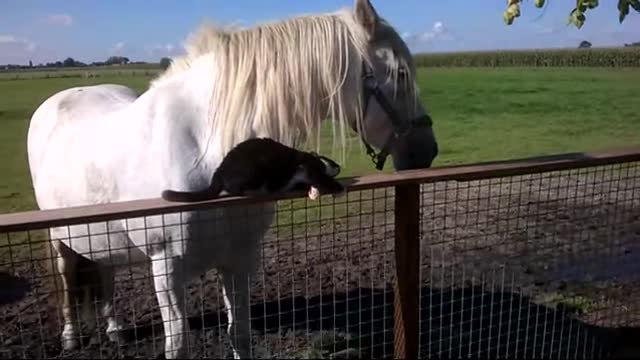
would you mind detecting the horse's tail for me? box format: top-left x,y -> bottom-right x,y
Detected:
50,239 -> 104,322
161,171 -> 224,202
74,253 -> 104,319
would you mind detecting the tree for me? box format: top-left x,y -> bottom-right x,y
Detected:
159,57 -> 172,70
578,40 -> 592,48
63,57 -> 76,67
503,0 -> 640,28
105,56 -> 130,65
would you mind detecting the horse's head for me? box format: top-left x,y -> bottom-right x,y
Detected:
351,0 -> 439,171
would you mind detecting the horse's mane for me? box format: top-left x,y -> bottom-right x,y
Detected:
150,8 -> 378,161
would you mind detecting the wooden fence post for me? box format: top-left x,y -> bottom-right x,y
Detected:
393,183 -> 421,359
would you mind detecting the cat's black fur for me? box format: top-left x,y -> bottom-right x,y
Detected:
161,137 -> 344,202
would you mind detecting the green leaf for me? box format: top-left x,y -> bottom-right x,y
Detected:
628,0 -> 640,11
503,11 -> 514,25
503,0 -> 635,27
618,0 -> 631,22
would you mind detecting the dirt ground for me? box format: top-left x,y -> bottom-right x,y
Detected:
1,162 -> 639,359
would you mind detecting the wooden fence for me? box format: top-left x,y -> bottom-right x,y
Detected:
1,146 -> 640,358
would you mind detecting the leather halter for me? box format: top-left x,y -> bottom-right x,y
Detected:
359,61 -> 433,170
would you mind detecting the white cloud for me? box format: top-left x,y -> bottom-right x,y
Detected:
47,14 -> 73,26
0,34 -> 36,52
109,41 -> 126,55
144,43 -> 182,58
114,42 -> 125,50
433,21 -> 444,33
418,21 -> 448,42
402,21 -> 453,46
0,35 -> 18,43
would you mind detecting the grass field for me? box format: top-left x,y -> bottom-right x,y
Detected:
0,68 -> 159,80
0,67 -> 639,214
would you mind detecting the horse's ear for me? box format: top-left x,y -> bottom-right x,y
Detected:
354,0 -> 378,36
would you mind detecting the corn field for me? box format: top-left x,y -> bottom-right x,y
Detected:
2,47 -> 639,82
414,47 -> 640,68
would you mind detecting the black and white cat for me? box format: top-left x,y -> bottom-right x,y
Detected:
161,137 -> 344,202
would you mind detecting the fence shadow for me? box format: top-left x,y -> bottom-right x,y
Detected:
108,284 -> 629,359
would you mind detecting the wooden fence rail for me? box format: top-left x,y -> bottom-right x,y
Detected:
2,145 -> 640,358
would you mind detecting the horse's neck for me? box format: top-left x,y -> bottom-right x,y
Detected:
152,44 -> 359,174
136,59 -> 223,191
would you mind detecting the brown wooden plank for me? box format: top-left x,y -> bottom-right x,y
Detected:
1,145 -> 639,232
393,183 -> 420,359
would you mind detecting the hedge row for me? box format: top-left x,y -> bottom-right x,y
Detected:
413,47 -> 640,68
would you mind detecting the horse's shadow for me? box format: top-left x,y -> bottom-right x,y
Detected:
116,284 -> 637,359
0,271 -> 31,305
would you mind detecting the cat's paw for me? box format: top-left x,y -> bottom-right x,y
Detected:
308,186 -> 320,200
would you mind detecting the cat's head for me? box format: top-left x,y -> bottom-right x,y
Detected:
309,151 -> 341,178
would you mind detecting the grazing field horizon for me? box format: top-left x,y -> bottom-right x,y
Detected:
0,66 -> 639,214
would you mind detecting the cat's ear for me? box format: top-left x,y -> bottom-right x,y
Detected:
317,154 -> 340,169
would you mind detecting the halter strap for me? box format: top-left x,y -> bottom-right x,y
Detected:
359,61 -> 433,170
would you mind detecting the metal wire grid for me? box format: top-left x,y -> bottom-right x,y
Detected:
2,158 -> 640,359
0,187 -> 397,359
418,161 -> 640,359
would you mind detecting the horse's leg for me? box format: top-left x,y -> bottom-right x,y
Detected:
221,265 -> 254,359
96,266 -> 125,342
51,239 -> 81,351
151,253 -> 187,359
220,205 -> 272,359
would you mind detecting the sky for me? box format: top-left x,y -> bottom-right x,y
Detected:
1,0 -> 638,65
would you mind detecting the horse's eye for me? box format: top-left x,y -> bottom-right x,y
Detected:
398,67 -> 409,79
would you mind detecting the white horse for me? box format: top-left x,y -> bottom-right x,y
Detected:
26,0 -> 439,358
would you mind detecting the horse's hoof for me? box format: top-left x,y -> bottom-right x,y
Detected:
60,335 -> 79,351
231,348 -> 251,359
163,348 -> 186,360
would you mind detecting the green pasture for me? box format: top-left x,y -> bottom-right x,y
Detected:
0,67 -> 639,215
0,68 -> 159,81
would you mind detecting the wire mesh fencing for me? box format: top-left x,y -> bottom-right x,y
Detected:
419,160 -> 640,359
0,147 -> 639,359
0,187 -> 399,359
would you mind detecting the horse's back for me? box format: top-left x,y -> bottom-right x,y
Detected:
27,84 -> 139,208
28,84 -> 137,165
